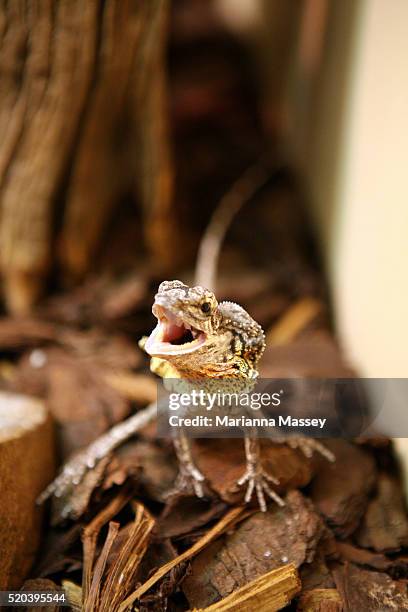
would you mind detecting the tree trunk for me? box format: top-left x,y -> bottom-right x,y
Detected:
0,0 -> 174,314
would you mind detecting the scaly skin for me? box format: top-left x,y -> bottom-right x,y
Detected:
143,280 -> 285,510
38,280 -> 334,518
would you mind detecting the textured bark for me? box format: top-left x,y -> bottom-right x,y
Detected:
355,472 -> 408,552
60,0 -> 174,281
193,564 -> 301,612
310,439 -> 376,538
0,0 -> 173,313
0,1 -> 99,312
182,491 -> 327,609
332,563 -> 408,611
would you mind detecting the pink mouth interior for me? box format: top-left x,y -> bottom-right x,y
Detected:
145,304 -> 206,355
161,321 -> 194,345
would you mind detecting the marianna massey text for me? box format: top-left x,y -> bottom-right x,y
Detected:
168,415 -> 327,429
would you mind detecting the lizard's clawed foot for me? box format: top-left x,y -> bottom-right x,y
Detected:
166,462 -> 206,499
236,466 -> 284,512
284,437 -> 335,462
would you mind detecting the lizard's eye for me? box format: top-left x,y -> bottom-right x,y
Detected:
201,301 -> 211,314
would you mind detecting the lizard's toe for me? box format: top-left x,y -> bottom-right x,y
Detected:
166,465 -> 206,500
236,468 -> 284,511
285,437 -> 335,462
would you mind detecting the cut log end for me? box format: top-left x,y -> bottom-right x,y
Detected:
0,391 -> 55,589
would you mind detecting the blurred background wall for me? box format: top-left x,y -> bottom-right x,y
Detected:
305,0 -> 408,379
222,0 -> 408,379
295,0 -> 408,485
221,0 -> 408,477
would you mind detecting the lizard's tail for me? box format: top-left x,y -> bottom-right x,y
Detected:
194,158 -> 273,291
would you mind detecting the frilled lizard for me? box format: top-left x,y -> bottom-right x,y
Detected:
38,160 -> 334,519
142,279 -> 285,510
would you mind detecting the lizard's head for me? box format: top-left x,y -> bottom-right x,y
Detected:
145,280 -> 221,359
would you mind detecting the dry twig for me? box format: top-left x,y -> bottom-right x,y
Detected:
118,506 -> 244,611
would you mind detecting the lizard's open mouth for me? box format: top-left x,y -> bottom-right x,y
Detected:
144,304 -> 207,356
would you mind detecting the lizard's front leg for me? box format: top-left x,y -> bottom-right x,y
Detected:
169,429 -> 205,498
146,352 -> 206,499
236,433 -> 285,511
